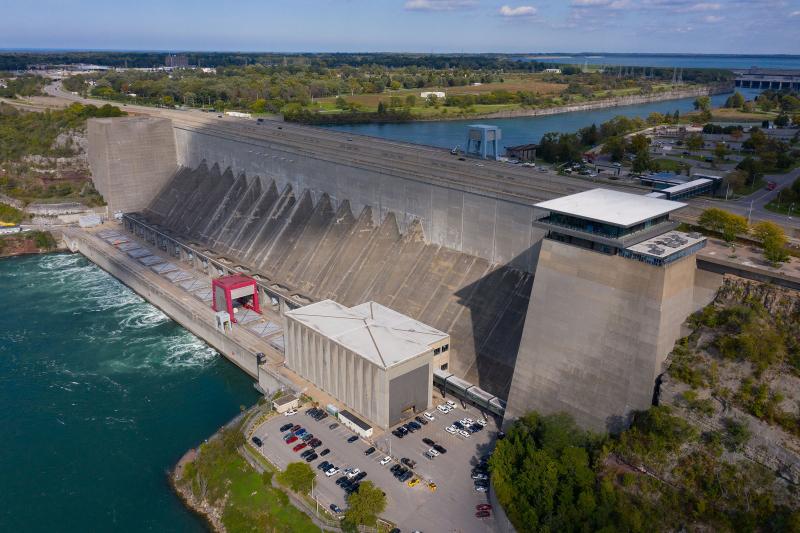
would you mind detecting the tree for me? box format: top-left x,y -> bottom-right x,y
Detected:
277,462 -> 316,494
343,481 -> 386,528
752,221 -> 789,264
601,136 -> 626,162
685,133 -> 704,151
714,142 -> 729,160
774,113 -> 790,127
694,95 -> 711,112
628,133 -> 650,154
377,101 -> 386,115
698,208 -> 748,244
724,91 -> 745,109
335,96 -> 348,109
405,94 -> 416,107
736,157 -> 764,186
725,169 -> 747,192
631,150 -> 652,173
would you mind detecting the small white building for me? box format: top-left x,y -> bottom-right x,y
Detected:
284,300 -> 450,429
272,394 -> 300,414
420,91 -> 446,99
543,68 -> 562,74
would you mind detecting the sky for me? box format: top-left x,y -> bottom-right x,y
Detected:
0,0 -> 798,54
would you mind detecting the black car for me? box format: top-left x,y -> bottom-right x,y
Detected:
354,471 -> 367,482
470,424 -> 483,432
336,476 -> 348,485
280,423 -> 294,432
306,408 -> 318,416
397,426 -> 409,435
364,447 -> 376,455
317,412 -> 328,421
401,457 -> 416,468
400,471 -> 413,482
329,423 -> 339,430
433,444 -> 447,454
330,503 -> 343,514
301,449 -> 314,458
251,436 -> 263,447
305,453 -> 318,462
347,435 -> 359,443
318,461 -> 331,471
320,448 -> 330,457
408,421 -> 422,430
480,454 -> 492,462
414,416 -> 428,426
309,439 -> 322,448
474,479 -> 489,488
422,437 -> 435,446
346,482 -> 360,494
392,429 -> 404,438
390,464 -> 401,473
403,423 -> 416,433
453,421 -> 465,430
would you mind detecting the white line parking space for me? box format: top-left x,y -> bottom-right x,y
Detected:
251,401 -> 500,532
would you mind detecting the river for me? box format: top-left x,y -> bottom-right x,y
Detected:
522,54 -> 800,70
0,253 -> 259,532
324,89 -> 764,150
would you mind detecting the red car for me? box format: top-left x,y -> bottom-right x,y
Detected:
475,510 -> 491,519
293,442 -> 307,452
767,181 -> 777,191
286,435 -> 298,444
476,504 -> 492,511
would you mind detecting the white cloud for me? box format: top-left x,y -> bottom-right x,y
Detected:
790,10 -> 800,16
571,0 -> 629,9
499,5 -> 538,17
404,0 -> 477,11
682,2 -> 721,12
703,14 -> 723,22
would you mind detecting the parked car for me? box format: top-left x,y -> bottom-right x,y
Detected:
392,429 -> 405,438
445,426 -> 457,435
433,444 -> 447,454
403,423 -> 416,433
318,461 -> 331,471
304,452 -> 318,462
476,504 -> 492,511
408,478 -> 420,487
390,464 -> 401,474
446,399 -> 456,408
414,416 -> 428,426
293,443 -> 307,452
280,423 -> 293,432
325,466 -> 340,477
301,449 -> 313,459
346,468 -> 361,479
423,412 -> 435,421
347,435 -> 359,443
436,404 -> 450,413
422,437 -> 435,446
472,473 -> 488,480
294,428 -> 307,437
424,450 -> 435,460
458,430 -> 471,438
354,471 -> 367,482
283,409 -> 297,416
309,439 -> 322,448
475,510 -> 491,518
301,433 -> 314,442
286,435 -> 298,444
330,504 -> 343,514
401,457 -> 416,468
290,424 -> 301,432
400,471 -> 413,482
380,456 -> 392,465
329,423 -> 339,430
475,485 -> 488,492
427,448 -> 439,457
364,446 -> 376,455
336,476 -> 348,485
251,436 -> 263,447
320,448 -> 330,457
408,421 -> 422,430
767,181 -> 777,191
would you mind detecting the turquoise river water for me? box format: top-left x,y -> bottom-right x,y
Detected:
0,253 -> 259,532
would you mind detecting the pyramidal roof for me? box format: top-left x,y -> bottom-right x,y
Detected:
286,300 -> 449,368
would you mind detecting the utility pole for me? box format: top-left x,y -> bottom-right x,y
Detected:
747,200 -> 753,225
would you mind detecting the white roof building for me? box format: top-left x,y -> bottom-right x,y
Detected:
535,188 -> 685,228
284,300 -> 450,428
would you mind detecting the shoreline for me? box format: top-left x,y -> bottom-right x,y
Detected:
292,84 -> 730,125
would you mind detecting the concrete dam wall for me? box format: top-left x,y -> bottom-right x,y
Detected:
172,123 -> 547,273
144,162 -> 534,398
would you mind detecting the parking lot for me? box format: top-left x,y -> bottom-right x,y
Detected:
251,398 -> 499,533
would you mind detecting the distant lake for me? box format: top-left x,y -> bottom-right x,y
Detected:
324,88 -> 763,151
522,54 -> 800,70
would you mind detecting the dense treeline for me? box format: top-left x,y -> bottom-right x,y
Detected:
0,74 -> 47,97
0,51 -> 736,81
491,409 -> 799,532
0,102 -> 124,161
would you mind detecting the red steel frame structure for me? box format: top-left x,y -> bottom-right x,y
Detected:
211,274 -> 261,323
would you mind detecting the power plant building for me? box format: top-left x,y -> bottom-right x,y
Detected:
284,300 -> 450,429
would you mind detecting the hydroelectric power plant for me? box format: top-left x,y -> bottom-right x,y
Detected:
73,113 -> 729,433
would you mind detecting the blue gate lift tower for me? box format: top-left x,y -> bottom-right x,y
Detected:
465,124 -> 501,160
